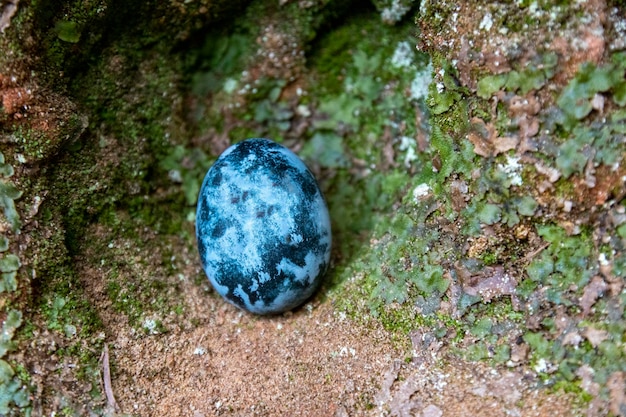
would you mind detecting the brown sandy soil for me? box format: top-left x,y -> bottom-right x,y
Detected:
101,302 -> 578,417
72,224 -> 578,417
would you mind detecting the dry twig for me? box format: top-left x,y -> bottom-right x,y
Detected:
101,344 -> 120,413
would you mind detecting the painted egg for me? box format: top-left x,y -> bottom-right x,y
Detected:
196,138 -> 332,314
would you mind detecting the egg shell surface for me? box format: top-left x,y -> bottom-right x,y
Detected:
196,138 -> 332,314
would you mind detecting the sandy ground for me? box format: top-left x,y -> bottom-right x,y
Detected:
72,225 -> 577,417
104,302 -> 577,416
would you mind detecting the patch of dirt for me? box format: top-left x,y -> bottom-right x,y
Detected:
70,223 -> 578,416
107,308 -> 578,416
100,299 -> 578,416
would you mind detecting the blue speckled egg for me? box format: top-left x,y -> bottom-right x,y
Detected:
196,138 -> 332,314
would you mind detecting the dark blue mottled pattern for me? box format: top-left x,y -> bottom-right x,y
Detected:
196,138 -> 332,314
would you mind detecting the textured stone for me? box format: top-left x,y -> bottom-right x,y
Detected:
196,138 -> 331,314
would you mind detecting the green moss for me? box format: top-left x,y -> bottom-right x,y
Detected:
0,359 -> 30,415
319,43 -> 489,341
557,55 -> 626,126
54,20 -> 81,43
552,380 -> 593,403
528,225 -> 594,301
0,310 -> 29,415
0,152 -> 21,232
22,210 -> 104,400
477,74 -> 507,99
0,148 -> 29,414
40,268 -> 103,338
91,206 -> 192,331
0,311 -> 21,359
488,53 -> 558,97
26,0 -> 248,90
0,235 -> 20,294
106,280 -> 145,326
